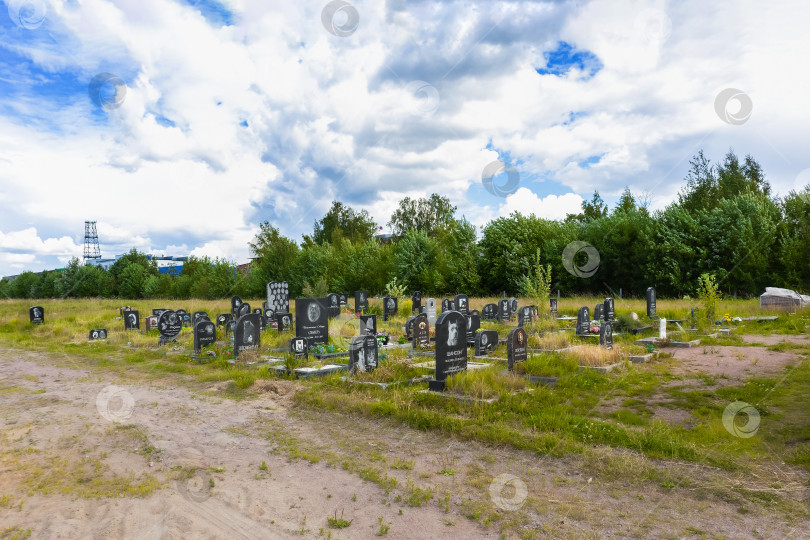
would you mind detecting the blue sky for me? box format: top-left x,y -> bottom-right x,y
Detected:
1,0 -> 809,276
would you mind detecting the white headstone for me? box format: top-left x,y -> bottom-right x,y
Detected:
426,298 -> 437,326
659,318 -> 666,340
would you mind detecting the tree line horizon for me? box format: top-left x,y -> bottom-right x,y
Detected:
2,150 -> 808,301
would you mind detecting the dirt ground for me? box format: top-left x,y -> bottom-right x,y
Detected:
1,347 -> 809,539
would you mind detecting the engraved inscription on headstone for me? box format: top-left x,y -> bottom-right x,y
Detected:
275,312 -> 293,333
157,310 -> 182,345
290,337 -> 308,360
454,294 -> 469,316
576,306 -> 591,336
646,287 -> 656,318
599,321 -> 613,350
360,314 -> 377,336
507,327 -> 528,371
429,311 -> 468,391
234,313 -> 261,358
412,313 -> 430,349
349,334 -> 378,373
194,320 -> 216,353
425,298 -> 437,326
382,296 -> 398,321
474,329 -> 499,356
354,290 -> 368,314
411,291 -> 422,313
124,310 -> 139,330
295,298 -> 329,345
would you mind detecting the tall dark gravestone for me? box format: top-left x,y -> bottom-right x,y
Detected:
507,327 -> 528,371
498,299 -> 511,322
690,307 -> 697,329
382,296 -> 398,321
349,334 -> 379,373
157,310 -> 182,345
360,314 -> 376,336
194,320 -> 217,353
289,336 -> 308,360
29,306 -> 44,324
411,291 -> 422,313
124,310 -> 139,330
295,298 -> 329,345
231,296 -> 243,320
518,306 -> 534,327
176,309 -> 190,327
465,313 -> 480,343
474,329 -> 498,356
604,298 -> 615,321
425,298 -> 437,326
192,311 -> 209,325
646,287 -> 656,318
576,306 -> 590,337
216,313 -> 231,327
275,312 -> 293,333
266,281 -> 290,318
354,290 -> 368,314
404,316 -> 416,339
550,298 -> 557,315
234,313 -> 261,358
237,302 -> 251,319
88,329 -> 107,341
599,321 -> 613,349
482,303 -> 498,320
441,299 -> 452,313
339,294 -> 348,307
327,293 -> 341,318
429,311 -> 468,391
412,313 -> 430,349
593,304 -> 604,321
253,307 -> 267,331
454,294 -> 469,316
509,297 -> 518,316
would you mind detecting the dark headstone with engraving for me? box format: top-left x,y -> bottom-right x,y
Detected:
152,308 -> 169,317
599,321 -> 613,350
404,315 -> 416,339
646,287 -> 656,318
481,303 -> 498,320
175,309 -> 190,327
327,293 -> 341,318
360,314 -> 376,336
550,298 -> 557,315
144,315 -> 159,331
295,298 -> 329,346
354,290 -> 368,314
498,299 -> 511,322
349,334 -> 379,373
157,310 -> 182,345
382,296 -> 398,321
88,329 -> 107,341
509,297 -> 518,316
474,329 -> 499,356
234,313 -> 261,358
411,291 -> 422,313
216,313 -> 231,327
454,294 -> 469,316
412,313 -> 430,349
576,306 -> 590,337
593,304 -> 604,321
124,310 -> 139,330
231,296 -> 243,319
266,281 -> 290,318
237,302 -> 251,319
507,327 -> 528,371
425,298 -> 437,326
192,311 -> 209,325
275,312 -> 293,333
290,336 -> 308,360
194,319 -> 216,353
518,306 -> 534,327
465,313 -> 480,342
429,311 -> 467,392
604,298 -> 614,321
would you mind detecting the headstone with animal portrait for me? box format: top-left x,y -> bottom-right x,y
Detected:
216,313 -> 231,327
593,303 -> 604,322
124,309 -> 139,330
88,329 -> 107,341
550,298 -> 557,315
518,306 -> 535,327
429,311 -> 468,392
275,312 -> 293,333
234,313 -> 261,358
474,329 -> 499,356
498,299 -> 511,322
425,298 -> 437,326
354,290 -> 369,314
599,321 -> 613,350
192,311 -> 209,325
507,327 -> 528,371
144,315 -> 159,331
576,306 -> 591,337
230,296 -> 243,319
349,334 -> 378,373
327,293 -> 341,318
360,314 -> 376,336
604,298 -> 615,321
157,310 -> 182,345
193,319 -> 217,353
382,296 -> 398,321
481,303 -> 498,320
465,313 -> 480,342
295,298 -> 329,345
454,294 -> 469,316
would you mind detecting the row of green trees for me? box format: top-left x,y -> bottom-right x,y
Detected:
2,150 -> 808,300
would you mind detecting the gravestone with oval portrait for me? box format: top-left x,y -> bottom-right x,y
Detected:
349,334 -> 378,373
327,293 -> 341,318
474,329 -> 499,356
465,313 -> 480,343
193,319 -> 217,353
509,297 -> 518,315
290,336 -> 308,360
411,291 -> 422,313
157,310 -> 183,345
593,304 -> 604,322
599,321 -> 614,350
646,287 -> 656,318
604,298 -> 615,321
354,290 -> 369,314
576,306 -> 591,336
216,313 -> 231,327
88,329 -> 107,341
550,298 -> 557,315
234,313 -> 261,358
295,298 -> 328,345
498,299 -> 511,322
425,298 -> 437,325
481,303 -> 498,320
192,311 -> 209,325
144,315 -> 159,331
454,294 -> 469,316
124,310 -> 139,330
429,311 -> 468,391
412,313 -> 430,349
230,296 -> 243,319
237,302 -> 251,319
275,312 -> 293,333
339,293 -> 348,307
507,327 -> 528,371
382,296 -> 398,322
360,314 -> 376,336
266,281 -> 290,318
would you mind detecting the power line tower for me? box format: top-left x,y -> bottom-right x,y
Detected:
83,221 -> 101,261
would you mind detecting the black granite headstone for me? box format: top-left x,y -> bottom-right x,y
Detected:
237,302 -> 251,319
646,287 -> 656,318
498,299 -> 511,322
690,307 -> 697,329
482,303 -> 498,320
339,294 -> 348,306
175,309 -> 190,328
454,294 -> 469,316
593,304 -> 604,321
158,310 -> 182,344
152,308 -> 169,317
349,334 -> 379,373
295,298 -> 328,346
429,311 -> 467,391
290,336 -> 308,359
275,312 -> 293,333
507,327 -> 528,371
194,320 -> 216,353
124,310 -> 139,330
192,311 -> 209,325
234,313 -> 261,357
518,306 -> 534,327
215,313 -> 230,327
412,313 -> 430,349
360,314 -> 376,336
404,315 -> 416,339
382,296 -> 398,321
411,291 -> 422,313
509,297 -> 518,315
88,329 -> 107,341
474,329 -> 498,356
253,307 -> 267,331
230,296 -> 243,319
266,282 -> 290,318
604,298 -> 614,321
599,321 -> 613,350
576,306 -> 590,337
550,298 -> 557,315
465,313 -> 480,342
225,320 -> 236,336
354,290 -> 368,314
327,293 -> 341,318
